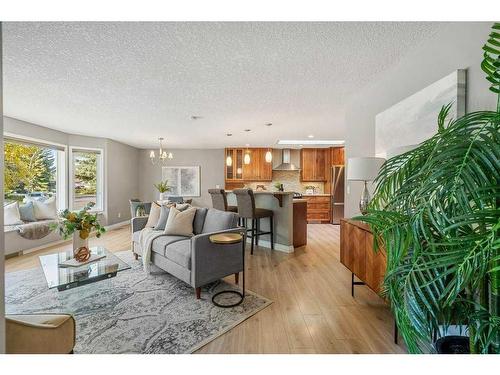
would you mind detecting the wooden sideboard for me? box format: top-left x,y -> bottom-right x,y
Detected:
340,219 -> 386,294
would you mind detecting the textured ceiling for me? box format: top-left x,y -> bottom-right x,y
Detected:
3,22 -> 443,149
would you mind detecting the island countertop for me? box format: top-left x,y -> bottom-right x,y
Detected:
226,190 -> 299,253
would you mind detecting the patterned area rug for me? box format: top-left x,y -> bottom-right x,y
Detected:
5,251 -> 272,354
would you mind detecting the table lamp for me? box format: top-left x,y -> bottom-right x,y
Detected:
347,157 -> 385,215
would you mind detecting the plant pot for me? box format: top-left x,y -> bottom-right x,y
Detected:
159,192 -> 168,201
435,336 -> 470,354
73,230 -> 89,256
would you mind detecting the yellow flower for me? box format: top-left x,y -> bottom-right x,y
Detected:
79,229 -> 89,240
67,213 -> 76,222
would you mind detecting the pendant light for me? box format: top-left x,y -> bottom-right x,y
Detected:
265,148 -> 273,163
244,150 -> 251,165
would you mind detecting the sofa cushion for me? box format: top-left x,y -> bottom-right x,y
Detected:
165,239 -> 191,269
201,209 -> 238,233
193,207 -> 208,235
151,235 -> 190,256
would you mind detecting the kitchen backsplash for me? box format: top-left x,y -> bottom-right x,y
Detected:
245,170 -> 325,194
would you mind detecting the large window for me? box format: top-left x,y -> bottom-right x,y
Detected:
71,148 -> 103,211
4,138 -> 66,209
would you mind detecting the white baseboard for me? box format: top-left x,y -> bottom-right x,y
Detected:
105,220 -> 130,231
245,238 -> 294,253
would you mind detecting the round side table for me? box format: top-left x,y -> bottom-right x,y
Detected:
209,232 -> 245,308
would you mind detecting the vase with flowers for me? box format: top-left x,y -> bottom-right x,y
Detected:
154,180 -> 172,201
51,202 -> 106,257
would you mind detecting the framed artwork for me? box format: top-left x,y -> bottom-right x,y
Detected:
375,70 -> 466,158
162,166 -> 201,197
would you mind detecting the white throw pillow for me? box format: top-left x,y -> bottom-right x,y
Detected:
4,202 -> 23,226
163,207 -> 197,237
32,197 -> 58,220
145,201 -> 162,228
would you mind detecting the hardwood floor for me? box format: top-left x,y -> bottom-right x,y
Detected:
5,223 -> 405,354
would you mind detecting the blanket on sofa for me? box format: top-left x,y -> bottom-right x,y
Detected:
16,220 -> 55,240
138,227 -> 165,273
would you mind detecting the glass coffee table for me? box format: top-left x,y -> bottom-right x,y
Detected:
39,246 -> 131,291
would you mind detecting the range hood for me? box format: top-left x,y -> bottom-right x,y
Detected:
273,149 -> 301,171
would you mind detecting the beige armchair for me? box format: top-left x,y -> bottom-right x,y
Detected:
6,314 -> 76,354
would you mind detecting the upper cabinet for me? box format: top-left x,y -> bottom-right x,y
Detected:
331,147 -> 345,165
243,148 -> 272,181
225,148 -> 244,181
225,148 -> 272,183
300,148 -> 328,181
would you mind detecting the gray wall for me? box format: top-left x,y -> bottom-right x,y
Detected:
0,23 -> 5,354
138,149 -> 225,208
344,22 -> 498,217
3,116 -> 139,225
106,140 -> 140,223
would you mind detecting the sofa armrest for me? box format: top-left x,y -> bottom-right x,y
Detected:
191,227 -> 246,287
131,216 -> 149,233
6,314 -> 76,354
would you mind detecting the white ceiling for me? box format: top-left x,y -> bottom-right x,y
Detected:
3,22 -> 443,149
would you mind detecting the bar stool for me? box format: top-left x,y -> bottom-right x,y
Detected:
208,189 -> 238,213
233,188 -> 274,254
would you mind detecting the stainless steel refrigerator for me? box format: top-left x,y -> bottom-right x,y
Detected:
330,165 -> 345,224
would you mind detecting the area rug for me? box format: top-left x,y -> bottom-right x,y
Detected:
5,251 -> 272,354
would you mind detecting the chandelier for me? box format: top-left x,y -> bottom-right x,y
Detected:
149,137 -> 173,165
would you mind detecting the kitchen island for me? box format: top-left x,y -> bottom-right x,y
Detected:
226,191 -> 306,253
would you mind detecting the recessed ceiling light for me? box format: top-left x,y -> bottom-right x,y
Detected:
226,133 -> 232,137
191,115 -> 203,120
277,140 -> 345,146
308,134 -> 314,138
244,129 -> 251,132
265,123 -> 272,127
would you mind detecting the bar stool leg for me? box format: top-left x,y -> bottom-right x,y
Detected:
250,219 -> 255,255
256,218 -> 260,247
270,216 -> 274,250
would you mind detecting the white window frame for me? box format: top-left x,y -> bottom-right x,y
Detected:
69,146 -> 104,213
3,133 -> 68,210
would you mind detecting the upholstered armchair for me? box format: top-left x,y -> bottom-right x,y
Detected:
6,314 -> 76,354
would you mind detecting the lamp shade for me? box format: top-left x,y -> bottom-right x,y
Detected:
347,157 -> 385,181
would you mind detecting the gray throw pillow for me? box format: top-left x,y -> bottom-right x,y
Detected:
154,206 -> 170,231
19,201 -> 36,222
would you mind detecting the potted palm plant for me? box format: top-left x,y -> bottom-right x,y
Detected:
356,23 -> 499,354
154,180 -> 172,200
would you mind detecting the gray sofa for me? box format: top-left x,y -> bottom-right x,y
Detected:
131,207 -> 244,299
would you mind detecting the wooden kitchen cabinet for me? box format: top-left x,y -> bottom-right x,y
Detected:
330,147 -> 345,165
225,148 -> 244,181
340,219 -> 387,294
302,195 -> 331,223
300,148 -> 328,181
242,148 -> 272,181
